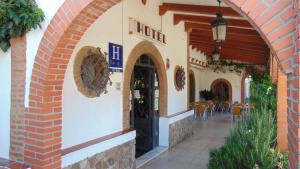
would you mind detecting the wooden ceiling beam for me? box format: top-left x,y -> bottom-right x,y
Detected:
159,3 -> 241,17
189,36 -> 268,47
174,14 -> 252,28
190,44 -> 269,56
221,53 -> 267,65
190,45 -> 268,57
222,50 -> 267,62
185,22 -> 259,36
189,39 -> 269,51
192,45 -> 268,59
192,46 -> 267,65
190,32 -> 265,44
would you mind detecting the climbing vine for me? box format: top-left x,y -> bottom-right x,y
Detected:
207,59 -> 266,81
0,0 -> 44,52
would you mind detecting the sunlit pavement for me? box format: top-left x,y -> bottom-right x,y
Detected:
142,114 -> 234,169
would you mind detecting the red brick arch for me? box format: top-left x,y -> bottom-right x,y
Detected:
23,0 -> 298,169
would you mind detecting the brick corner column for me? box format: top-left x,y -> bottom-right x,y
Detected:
288,1 -> 300,168
277,68 -> 288,152
9,36 -> 27,162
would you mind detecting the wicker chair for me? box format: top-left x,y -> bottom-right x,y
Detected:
194,104 -> 207,120
231,105 -> 243,121
222,101 -> 231,113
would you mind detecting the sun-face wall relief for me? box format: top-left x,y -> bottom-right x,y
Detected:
74,46 -> 110,98
174,65 -> 186,91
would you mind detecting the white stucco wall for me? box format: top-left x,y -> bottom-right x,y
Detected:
0,49 -> 11,158
62,0 -> 188,165
124,0 -> 188,114
62,2 -> 123,149
62,0 -> 188,148
0,1 -> 64,157
193,68 -> 243,103
25,0 -> 65,107
189,48 -> 243,103
189,47 -> 206,102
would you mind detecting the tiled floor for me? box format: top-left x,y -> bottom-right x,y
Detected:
142,114 -> 234,169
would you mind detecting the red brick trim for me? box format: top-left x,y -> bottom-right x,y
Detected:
61,128 -> 134,156
223,0 -> 295,73
25,1 -> 120,168
25,0 -> 297,168
123,41 -> 168,129
10,36 -> 27,162
211,79 -> 233,102
166,110 -> 192,118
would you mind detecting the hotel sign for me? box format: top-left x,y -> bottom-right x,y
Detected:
129,18 -> 166,45
108,43 -> 123,72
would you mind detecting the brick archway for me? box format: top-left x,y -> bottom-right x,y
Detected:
19,0 -> 297,168
211,79 -> 233,102
123,41 -> 168,129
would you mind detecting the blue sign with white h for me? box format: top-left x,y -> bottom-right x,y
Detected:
109,43 -> 123,72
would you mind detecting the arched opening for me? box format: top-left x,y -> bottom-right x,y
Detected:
130,54 -> 160,157
123,41 -> 168,129
189,70 -> 196,104
211,79 -> 232,102
23,0 -> 294,168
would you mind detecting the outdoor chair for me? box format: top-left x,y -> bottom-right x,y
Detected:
194,104 -> 207,120
222,101 -> 231,113
207,102 -> 216,116
231,105 -> 242,121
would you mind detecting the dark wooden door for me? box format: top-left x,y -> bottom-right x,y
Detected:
130,55 -> 159,158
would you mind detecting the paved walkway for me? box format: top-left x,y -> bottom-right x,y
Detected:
143,114 -> 234,169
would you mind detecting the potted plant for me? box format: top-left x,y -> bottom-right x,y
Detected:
199,89 -> 214,101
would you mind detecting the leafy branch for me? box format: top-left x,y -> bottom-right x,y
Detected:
207,59 -> 266,81
0,0 -> 45,52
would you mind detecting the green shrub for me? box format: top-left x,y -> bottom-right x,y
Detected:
250,73 -> 276,112
208,105 -> 287,169
208,74 -> 287,169
0,0 -> 44,52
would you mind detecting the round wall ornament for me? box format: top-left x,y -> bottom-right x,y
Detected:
74,46 -> 111,98
174,66 -> 186,91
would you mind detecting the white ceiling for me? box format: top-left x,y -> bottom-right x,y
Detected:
161,0 -> 228,7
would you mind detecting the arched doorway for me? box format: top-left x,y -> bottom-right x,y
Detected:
130,55 -> 159,157
189,70 -> 196,103
123,41 -> 168,129
124,41 -> 168,158
211,79 -> 232,102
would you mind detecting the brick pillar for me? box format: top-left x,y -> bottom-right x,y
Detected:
277,69 -> 288,151
9,36 -> 27,162
288,1 -> 300,168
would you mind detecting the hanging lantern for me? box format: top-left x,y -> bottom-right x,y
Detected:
211,0 -> 228,43
212,48 -> 220,61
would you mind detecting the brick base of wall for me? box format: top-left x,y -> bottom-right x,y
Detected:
63,140 -> 135,169
169,116 -> 194,148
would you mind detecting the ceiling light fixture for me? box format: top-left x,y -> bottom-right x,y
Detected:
211,0 -> 228,44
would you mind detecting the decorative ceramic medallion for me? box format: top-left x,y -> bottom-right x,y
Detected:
174,66 -> 186,91
74,46 -> 110,98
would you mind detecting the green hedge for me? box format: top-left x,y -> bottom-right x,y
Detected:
208,74 -> 288,169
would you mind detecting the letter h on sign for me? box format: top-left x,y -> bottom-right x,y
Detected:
109,43 -> 123,72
